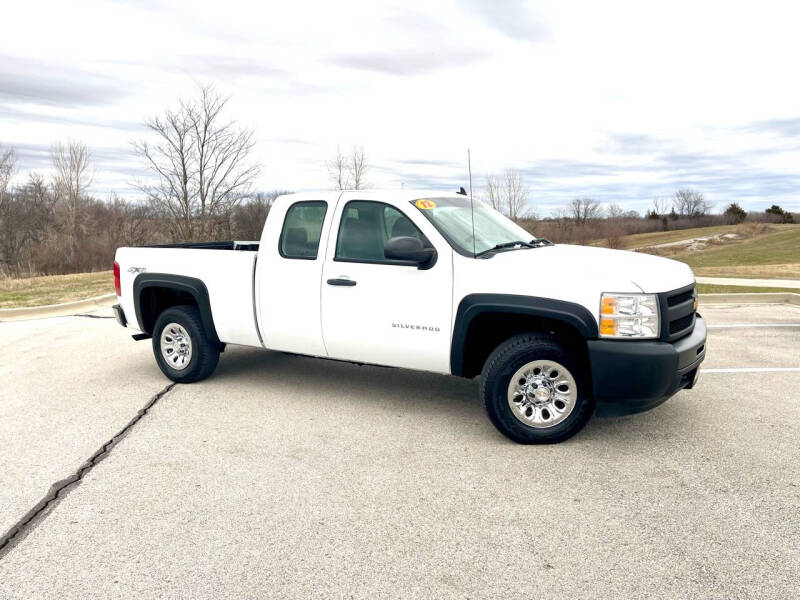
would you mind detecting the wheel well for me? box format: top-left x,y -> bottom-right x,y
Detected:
138,287 -> 199,335
460,312 -> 589,379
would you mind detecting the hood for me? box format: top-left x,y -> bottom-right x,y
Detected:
490,243 -> 695,294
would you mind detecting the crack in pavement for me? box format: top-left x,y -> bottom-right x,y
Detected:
72,314 -> 114,319
0,383 -> 177,560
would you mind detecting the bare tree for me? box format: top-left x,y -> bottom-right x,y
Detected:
485,172 -> 501,212
606,203 -> 624,219
51,140 -> 93,270
651,196 -> 669,217
232,190 -> 289,239
0,144 -> 16,232
569,197 -> 600,224
328,146 -> 349,191
349,145 -> 369,190
672,188 -> 710,218
504,169 -> 528,220
0,144 -> 14,194
103,194 -> 152,250
483,169 -> 530,219
0,145 -> 18,273
603,220 -> 625,249
0,171 -> 56,275
328,145 -> 370,191
51,140 -> 93,200
133,83 -> 261,241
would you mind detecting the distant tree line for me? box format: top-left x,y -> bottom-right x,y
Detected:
0,83 -> 289,278
0,138 -> 287,277
517,188 -> 797,248
2,81 -> 798,277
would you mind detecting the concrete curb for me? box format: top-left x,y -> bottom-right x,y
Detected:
0,294 -> 116,322
696,276 -> 800,289
699,292 -> 800,305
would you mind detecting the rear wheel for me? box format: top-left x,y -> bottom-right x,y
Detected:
480,333 -> 593,444
152,305 -> 219,383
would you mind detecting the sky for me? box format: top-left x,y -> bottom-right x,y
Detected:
1,0 -> 799,216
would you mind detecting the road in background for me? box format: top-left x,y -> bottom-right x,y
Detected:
1,303 -> 798,599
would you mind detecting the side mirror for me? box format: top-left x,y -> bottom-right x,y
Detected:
384,236 -> 436,269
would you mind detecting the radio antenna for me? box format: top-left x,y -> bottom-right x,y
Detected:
468,148 -> 476,257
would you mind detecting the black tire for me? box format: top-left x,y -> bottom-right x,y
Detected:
152,305 -> 219,383
480,333 -> 593,444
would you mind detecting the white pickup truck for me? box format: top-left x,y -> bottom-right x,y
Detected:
113,190 -> 706,443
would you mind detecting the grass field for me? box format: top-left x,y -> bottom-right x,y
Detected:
615,225 -> 740,250
0,271 -> 113,308
616,223 -> 800,279
675,227 -> 800,275
692,264 -> 800,279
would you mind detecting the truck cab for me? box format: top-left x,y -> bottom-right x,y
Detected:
113,190 -> 706,444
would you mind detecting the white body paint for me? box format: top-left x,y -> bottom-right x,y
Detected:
115,190 -> 697,375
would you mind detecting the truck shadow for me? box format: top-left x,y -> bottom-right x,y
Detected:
204,345 -> 691,447
212,345 -> 485,420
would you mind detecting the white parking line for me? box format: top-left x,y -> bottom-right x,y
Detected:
701,367 -> 800,373
707,324 -> 800,329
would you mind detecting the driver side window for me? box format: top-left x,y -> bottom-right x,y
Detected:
335,201 -> 427,263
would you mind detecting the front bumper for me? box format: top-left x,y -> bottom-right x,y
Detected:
587,315 -> 707,417
112,303 -> 127,327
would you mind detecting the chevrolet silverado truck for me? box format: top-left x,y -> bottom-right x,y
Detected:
113,190 -> 706,444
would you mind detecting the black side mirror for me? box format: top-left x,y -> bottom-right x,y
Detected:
384,236 -> 436,269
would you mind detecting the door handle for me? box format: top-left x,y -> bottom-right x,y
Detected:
327,278 -> 356,287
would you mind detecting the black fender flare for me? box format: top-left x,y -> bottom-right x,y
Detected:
450,293 -> 598,376
133,273 -> 220,344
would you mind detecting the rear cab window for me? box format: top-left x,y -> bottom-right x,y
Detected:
279,201 -> 328,259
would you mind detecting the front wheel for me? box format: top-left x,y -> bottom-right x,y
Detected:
152,305 -> 219,383
480,333 -> 593,444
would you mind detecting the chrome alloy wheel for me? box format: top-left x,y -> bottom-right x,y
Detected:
507,360 -> 577,428
160,323 -> 193,370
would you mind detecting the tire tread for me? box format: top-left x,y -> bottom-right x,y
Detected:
480,333 -> 593,444
152,305 -> 219,383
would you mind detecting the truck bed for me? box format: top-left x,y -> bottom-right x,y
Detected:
116,245 -> 262,348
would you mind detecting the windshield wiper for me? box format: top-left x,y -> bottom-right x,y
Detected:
475,240 -> 537,257
475,238 -> 553,258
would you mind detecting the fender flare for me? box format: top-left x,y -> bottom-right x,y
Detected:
133,273 -> 220,344
450,293 -> 598,376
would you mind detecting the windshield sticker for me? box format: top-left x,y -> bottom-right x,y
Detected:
415,199 -> 437,210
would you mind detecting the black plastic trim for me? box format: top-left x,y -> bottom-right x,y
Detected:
327,278 -> 357,286
133,273 -> 220,344
450,294 -> 598,376
658,282 -> 697,342
112,304 -> 127,327
588,315 -> 707,416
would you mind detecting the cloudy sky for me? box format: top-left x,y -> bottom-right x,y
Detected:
1,0 -> 798,215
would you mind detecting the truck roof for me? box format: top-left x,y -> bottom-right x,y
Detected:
274,189 -> 468,209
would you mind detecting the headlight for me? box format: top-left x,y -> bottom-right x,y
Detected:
599,293 -> 660,339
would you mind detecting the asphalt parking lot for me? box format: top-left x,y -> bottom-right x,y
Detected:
1,302 -> 798,599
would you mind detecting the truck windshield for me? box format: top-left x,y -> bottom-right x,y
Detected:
410,197 -> 538,257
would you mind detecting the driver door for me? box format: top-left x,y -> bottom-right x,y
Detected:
320,199 -> 453,373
